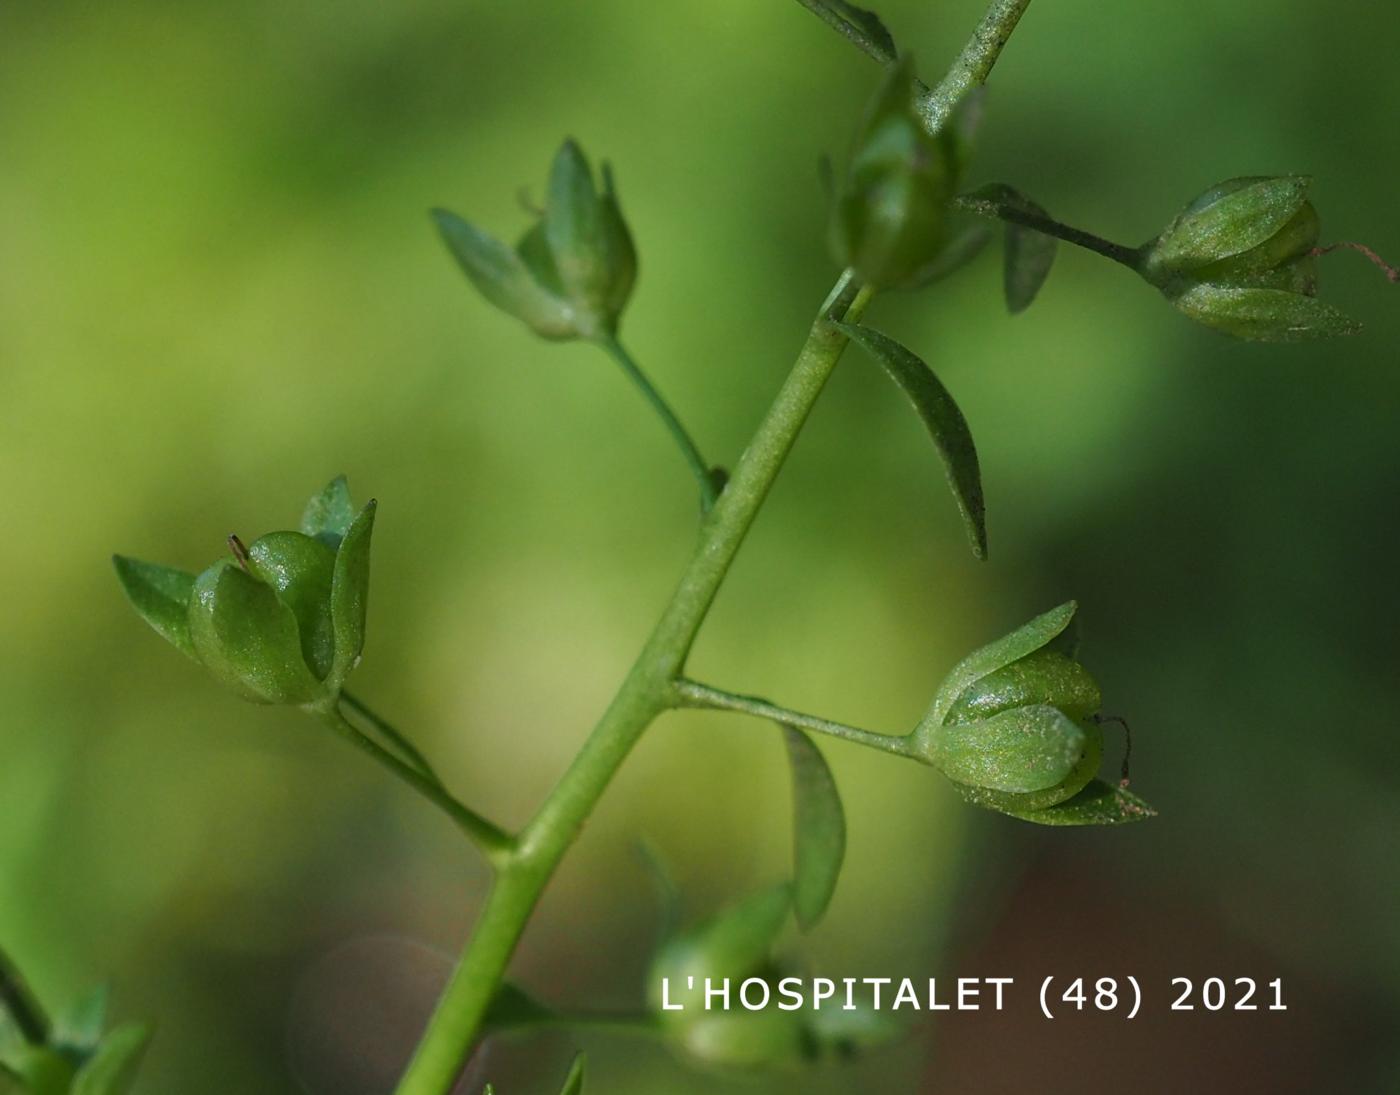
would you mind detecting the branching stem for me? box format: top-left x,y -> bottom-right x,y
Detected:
316,703 -> 512,863
954,194 -> 1140,267
340,691 -> 443,783
673,678 -> 917,758
391,271 -> 872,1095
391,4 -> 1040,1090
597,335 -> 720,511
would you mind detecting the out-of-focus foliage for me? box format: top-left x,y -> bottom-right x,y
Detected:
1,1 -> 1398,1091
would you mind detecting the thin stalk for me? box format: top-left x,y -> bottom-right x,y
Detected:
597,335 -> 719,511
954,194 -> 1140,267
920,0 -> 1034,133
391,272 -> 872,1095
316,704 -> 512,862
0,946 -> 49,1046
340,691 -> 442,784
673,678 -> 917,759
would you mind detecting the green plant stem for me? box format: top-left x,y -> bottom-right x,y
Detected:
341,691 -> 442,783
796,0 -> 1034,138
920,0 -> 1034,133
391,4 -> 1045,1086
391,272 -> 872,1095
597,334 -> 719,511
0,946 -> 48,1046
315,704 -> 512,862
954,194 -> 1140,267
672,678 -> 917,758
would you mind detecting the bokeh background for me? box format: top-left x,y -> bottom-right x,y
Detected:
3,1 -> 1398,1092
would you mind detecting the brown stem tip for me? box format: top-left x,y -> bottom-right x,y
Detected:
227,534 -> 251,569
1311,241 -> 1400,283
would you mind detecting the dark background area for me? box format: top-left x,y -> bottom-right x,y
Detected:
1,1 -> 1397,1091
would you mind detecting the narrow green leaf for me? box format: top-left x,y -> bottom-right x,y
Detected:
837,323 -> 987,559
558,1053 -> 586,1095
927,601 -> 1078,726
930,704 -> 1087,793
480,983 -> 558,1036
1171,283 -> 1362,342
52,984 -> 108,1058
966,183 -> 1058,312
71,1022 -> 151,1095
432,208 -> 575,339
300,476 -> 355,548
188,561 -> 324,704
957,778 -> 1156,826
328,500 -> 377,690
1004,216 -> 1057,313
821,1 -> 897,57
1154,176 -> 1310,272
781,727 -> 846,931
112,557 -> 196,658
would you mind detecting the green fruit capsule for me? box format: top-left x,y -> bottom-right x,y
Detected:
1137,176 -> 1360,341
115,478 -> 377,706
245,531 -> 337,680
912,601 -> 1105,812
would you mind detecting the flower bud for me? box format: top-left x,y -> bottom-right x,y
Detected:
115,478 -> 376,707
1138,177 -> 1359,341
828,55 -> 956,289
912,601 -> 1104,813
434,140 -> 637,341
646,884 -> 900,1070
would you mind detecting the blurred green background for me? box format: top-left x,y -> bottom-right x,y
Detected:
2,1 -> 1398,1091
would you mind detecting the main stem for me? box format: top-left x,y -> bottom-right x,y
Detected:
392,274 -> 871,1095
395,5 -> 1039,1088
920,0 -> 1034,133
